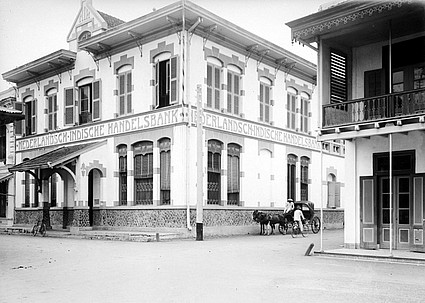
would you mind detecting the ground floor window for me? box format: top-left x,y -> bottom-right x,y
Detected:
287,154 -> 297,201
227,143 -> 241,205
208,140 -> 222,205
134,141 -> 153,205
118,145 -> 127,205
300,156 -> 309,201
159,138 -> 171,205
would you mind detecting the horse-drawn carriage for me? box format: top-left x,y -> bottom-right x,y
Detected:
253,201 -> 321,235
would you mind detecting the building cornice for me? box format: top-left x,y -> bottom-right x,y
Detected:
287,0 -> 414,43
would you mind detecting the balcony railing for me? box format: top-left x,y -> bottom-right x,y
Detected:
323,88 -> 425,128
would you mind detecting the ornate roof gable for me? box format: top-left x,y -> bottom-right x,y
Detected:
67,0 -> 124,43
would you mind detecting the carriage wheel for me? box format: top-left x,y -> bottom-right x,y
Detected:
311,216 -> 321,234
291,223 -> 297,238
278,223 -> 288,235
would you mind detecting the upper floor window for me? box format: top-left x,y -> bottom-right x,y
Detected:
154,52 -> 179,108
64,88 -> 75,126
207,57 -> 222,110
46,89 -> 58,131
330,50 -> 347,103
117,65 -> 132,116
159,138 -> 171,205
287,87 -> 297,131
300,92 -> 310,134
24,96 -> 37,135
134,141 -> 153,205
78,31 -> 91,41
414,66 -> 425,89
77,78 -> 101,125
227,65 -> 242,115
259,77 -> 272,123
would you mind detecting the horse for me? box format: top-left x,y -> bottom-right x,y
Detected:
268,213 -> 286,235
252,210 -> 271,235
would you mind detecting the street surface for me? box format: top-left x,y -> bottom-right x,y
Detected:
1,229 -> 424,303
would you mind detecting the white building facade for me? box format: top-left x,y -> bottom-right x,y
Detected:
288,0 -> 425,251
3,0 -> 344,235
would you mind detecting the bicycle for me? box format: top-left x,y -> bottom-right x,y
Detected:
31,220 -> 47,237
291,221 -> 305,238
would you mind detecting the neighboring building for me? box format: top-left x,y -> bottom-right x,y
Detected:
0,88 -> 24,226
2,0 -> 344,235
288,0 -> 425,251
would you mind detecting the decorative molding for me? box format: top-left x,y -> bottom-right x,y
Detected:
293,1 -> 410,40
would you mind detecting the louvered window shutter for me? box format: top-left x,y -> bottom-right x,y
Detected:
330,50 -> 347,104
92,80 -> 101,120
14,102 -> 24,135
207,64 -> 213,108
127,72 -> 132,113
119,75 -> 125,115
169,56 -> 179,104
32,99 -> 37,134
64,88 -> 74,125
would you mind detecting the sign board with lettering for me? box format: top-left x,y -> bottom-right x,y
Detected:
15,105 -> 321,152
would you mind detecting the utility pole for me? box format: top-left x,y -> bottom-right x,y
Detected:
196,84 -> 203,241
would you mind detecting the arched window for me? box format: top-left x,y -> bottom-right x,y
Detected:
287,87 -> 298,130
227,143 -> 241,206
300,92 -> 310,134
300,156 -> 310,201
227,64 -> 242,115
207,57 -> 223,110
117,64 -> 133,116
327,173 -> 340,208
159,138 -> 171,205
46,88 -> 58,131
77,77 -> 101,124
208,140 -> 222,205
287,154 -> 297,201
133,141 -> 153,205
259,77 -> 272,123
24,96 -> 37,135
154,52 -> 179,108
78,31 -> 91,41
118,145 -> 127,205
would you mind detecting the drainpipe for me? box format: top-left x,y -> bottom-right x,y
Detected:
389,21 -> 393,256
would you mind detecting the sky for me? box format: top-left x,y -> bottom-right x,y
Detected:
0,0 -> 322,92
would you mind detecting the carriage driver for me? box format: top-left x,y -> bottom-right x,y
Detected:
283,199 -> 294,214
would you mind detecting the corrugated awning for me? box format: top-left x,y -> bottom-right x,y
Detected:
9,141 -> 104,172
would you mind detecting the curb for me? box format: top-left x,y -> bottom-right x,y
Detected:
314,251 -> 425,265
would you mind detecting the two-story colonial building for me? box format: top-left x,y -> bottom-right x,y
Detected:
0,88 -> 25,227
3,0 -> 345,236
288,0 -> 425,251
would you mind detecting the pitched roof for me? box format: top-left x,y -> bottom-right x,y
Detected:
9,141 -> 104,172
98,11 -> 125,28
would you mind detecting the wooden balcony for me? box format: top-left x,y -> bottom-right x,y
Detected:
323,88 -> 425,128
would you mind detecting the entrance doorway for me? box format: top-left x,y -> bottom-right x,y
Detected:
378,176 -> 411,249
0,181 -> 7,217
